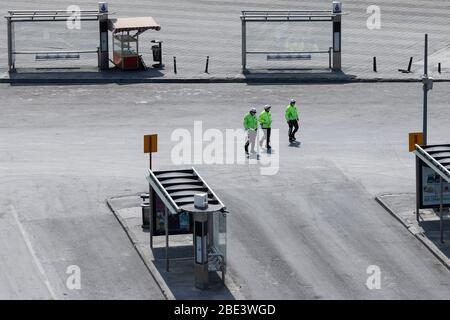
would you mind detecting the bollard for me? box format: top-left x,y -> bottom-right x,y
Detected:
438,62 -> 441,74
173,56 -> 177,74
373,57 -> 377,72
204,56 -> 209,73
399,57 -> 413,73
407,57 -> 413,73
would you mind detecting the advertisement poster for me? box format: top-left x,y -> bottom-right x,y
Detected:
152,193 -> 193,235
421,165 -> 450,207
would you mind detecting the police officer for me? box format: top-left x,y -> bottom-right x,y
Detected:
285,99 -> 299,143
259,105 -> 272,150
243,107 -> 258,156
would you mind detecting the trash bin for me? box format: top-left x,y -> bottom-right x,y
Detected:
152,45 -> 161,62
141,202 -> 150,229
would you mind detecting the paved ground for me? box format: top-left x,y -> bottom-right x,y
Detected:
0,82 -> 449,299
107,195 -> 243,300
1,0 -> 450,80
376,193 -> 450,268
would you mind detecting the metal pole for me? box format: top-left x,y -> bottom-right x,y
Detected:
98,10 -> 109,70
136,34 -> 139,70
423,34 -> 428,145
440,176 -> 444,243
7,18 -> 13,72
332,14 -> 342,71
159,42 -> 163,67
416,156 -> 421,222
165,207 -> 169,272
328,47 -> 332,69
407,57 -> 413,73
424,34 -> 428,76
149,153 -> 153,249
204,56 -> 209,73
149,195 -> 153,248
241,18 -> 246,73
149,153 -> 152,171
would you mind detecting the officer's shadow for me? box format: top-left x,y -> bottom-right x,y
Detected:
288,141 -> 301,148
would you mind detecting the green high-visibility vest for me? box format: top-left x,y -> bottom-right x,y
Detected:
243,113 -> 258,130
285,104 -> 299,121
259,111 -> 272,128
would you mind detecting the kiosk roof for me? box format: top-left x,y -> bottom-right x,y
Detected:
108,17 -> 161,33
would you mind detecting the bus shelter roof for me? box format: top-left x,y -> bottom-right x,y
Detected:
146,167 -> 226,215
415,144 -> 450,183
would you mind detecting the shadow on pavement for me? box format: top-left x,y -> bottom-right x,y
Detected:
244,68 -> 356,84
9,67 -> 164,85
420,219 -> 450,260
152,244 -> 236,300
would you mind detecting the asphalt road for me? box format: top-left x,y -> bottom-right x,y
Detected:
0,82 -> 449,299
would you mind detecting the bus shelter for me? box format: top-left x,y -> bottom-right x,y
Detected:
240,3 -> 342,73
414,144 -> 450,243
5,8 -> 108,71
146,167 -> 227,289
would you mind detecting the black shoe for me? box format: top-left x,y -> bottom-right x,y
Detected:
292,137 -> 297,141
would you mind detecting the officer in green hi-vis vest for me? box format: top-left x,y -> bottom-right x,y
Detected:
243,107 -> 258,156
258,105 -> 272,150
285,99 -> 299,143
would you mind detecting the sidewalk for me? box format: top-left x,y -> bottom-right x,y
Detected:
106,194 -> 243,300
2,0 -> 450,85
3,66 -> 450,85
376,193 -> 450,269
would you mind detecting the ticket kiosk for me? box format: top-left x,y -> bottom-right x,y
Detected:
112,33 -> 139,70
108,16 -> 161,70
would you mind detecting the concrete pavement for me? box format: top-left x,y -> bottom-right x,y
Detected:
0,82 -> 449,299
1,0 -> 450,81
107,195 -> 243,300
376,193 -> 450,269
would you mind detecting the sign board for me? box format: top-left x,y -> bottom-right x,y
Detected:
419,162 -> 450,208
98,2 -> 108,13
144,134 -> 158,153
332,1 -> 342,13
409,132 -> 423,152
151,192 -> 193,236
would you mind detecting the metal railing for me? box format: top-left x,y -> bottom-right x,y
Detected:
241,10 -> 336,22
250,47 -> 333,68
6,10 -> 103,22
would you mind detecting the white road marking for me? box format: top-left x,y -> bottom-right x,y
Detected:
8,205 -> 57,300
